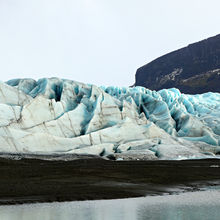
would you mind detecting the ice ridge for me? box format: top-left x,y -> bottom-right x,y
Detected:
0,77 -> 219,160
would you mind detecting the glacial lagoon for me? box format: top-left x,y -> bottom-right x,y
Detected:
1,190 -> 220,220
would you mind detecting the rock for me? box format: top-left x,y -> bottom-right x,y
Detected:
135,34 -> 220,94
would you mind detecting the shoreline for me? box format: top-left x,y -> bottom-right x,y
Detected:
0,157 -> 220,205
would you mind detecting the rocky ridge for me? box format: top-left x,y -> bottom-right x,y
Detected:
135,34 -> 220,94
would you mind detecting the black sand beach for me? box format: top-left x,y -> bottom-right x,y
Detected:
0,157 -> 220,205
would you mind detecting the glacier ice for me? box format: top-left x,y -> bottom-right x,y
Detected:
0,77 -> 219,160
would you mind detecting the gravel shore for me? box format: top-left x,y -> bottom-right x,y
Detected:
0,157 -> 220,205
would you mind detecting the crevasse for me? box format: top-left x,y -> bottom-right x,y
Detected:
0,77 -> 219,160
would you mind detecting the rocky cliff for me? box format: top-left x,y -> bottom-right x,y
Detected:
135,34 -> 220,94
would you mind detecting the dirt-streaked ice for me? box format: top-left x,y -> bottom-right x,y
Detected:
0,77 -> 219,160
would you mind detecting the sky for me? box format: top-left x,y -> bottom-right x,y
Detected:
0,0 -> 219,86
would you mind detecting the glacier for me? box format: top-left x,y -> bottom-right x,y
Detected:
0,77 -> 219,160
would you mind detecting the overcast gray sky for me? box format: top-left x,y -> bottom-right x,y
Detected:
0,0 -> 219,86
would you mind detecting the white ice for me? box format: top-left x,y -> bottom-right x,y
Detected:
0,77 -> 219,159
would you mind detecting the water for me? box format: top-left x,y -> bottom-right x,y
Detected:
1,190 -> 220,220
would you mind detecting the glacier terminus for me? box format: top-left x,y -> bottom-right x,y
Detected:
0,77 -> 220,160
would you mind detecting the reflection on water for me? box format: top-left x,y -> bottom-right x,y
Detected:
1,190 -> 220,220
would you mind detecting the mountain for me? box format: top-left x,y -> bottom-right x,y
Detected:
135,34 -> 220,94
0,77 -> 219,160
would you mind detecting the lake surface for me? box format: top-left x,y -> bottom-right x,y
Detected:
1,190 -> 220,220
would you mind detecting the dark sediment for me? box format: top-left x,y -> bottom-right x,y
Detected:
0,157 -> 220,205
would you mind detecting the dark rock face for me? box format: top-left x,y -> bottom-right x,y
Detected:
135,34 -> 220,94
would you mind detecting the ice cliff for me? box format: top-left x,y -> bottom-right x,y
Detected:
0,77 -> 220,160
